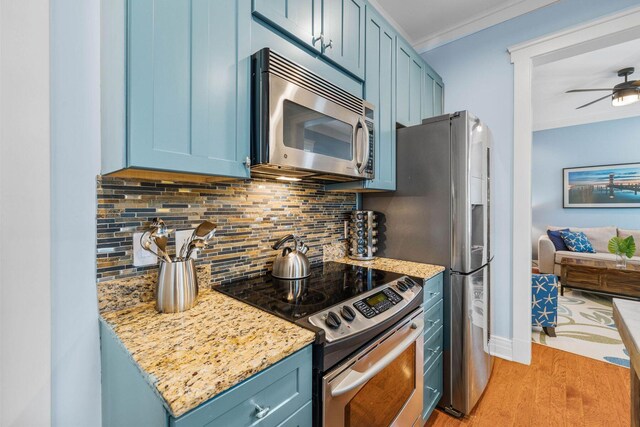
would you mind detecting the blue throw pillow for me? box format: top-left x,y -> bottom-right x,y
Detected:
547,228 -> 569,251
560,231 -> 596,253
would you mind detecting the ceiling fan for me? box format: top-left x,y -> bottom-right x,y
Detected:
566,67 -> 640,109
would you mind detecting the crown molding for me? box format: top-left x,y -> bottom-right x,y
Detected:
366,0 -> 413,43
413,0 -> 559,53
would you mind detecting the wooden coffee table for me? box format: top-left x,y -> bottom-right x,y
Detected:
560,258 -> 640,299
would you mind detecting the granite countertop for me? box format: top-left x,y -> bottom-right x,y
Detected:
99,255 -> 443,418
334,256 -> 445,280
100,288 -> 315,418
613,298 -> 640,375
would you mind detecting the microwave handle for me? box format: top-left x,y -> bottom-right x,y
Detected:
330,317 -> 424,397
356,118 -> 370,174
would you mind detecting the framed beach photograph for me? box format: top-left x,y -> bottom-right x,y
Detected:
563,162 -> 640,208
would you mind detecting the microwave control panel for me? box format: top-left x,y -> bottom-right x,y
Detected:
364,103 -> 375,176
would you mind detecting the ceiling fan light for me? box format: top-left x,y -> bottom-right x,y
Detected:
611,88 -> 640,107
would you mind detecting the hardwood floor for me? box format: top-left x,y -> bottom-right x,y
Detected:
425,344 -> 630,426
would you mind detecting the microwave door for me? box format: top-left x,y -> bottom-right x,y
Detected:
268,74 -> 363,177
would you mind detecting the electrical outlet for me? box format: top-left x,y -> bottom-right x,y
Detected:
133,232 -> 159,267
175,229 -> 196,259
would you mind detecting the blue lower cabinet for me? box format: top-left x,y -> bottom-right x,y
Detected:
100,321 -> 312,427
422,273 -> 444,422
277,401 -> 312,427
423,354 -> 444,421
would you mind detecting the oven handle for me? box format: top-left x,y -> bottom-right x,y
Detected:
355,118 -> 370,174
330,317 -> 424,397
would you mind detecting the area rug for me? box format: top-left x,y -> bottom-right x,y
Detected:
532,289 -> 630,368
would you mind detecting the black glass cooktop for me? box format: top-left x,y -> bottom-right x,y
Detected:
215,262 -> 404,322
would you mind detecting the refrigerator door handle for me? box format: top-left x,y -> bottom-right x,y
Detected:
483,264 -> 490,354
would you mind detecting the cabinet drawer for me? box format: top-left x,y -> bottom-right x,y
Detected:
171,346 -> 312,427
423,300 -> 443,339
423,353 -> 443,421
423,326 -> 443,370
423,274 -> 443,311
277,400 -> 311,427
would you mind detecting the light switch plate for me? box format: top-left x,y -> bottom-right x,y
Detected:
175,229 -> 196,259
133,232 -> 159,267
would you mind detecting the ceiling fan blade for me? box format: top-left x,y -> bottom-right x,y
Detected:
566,89 -> 615,93
576,93 -> 615,109
632,80 -> 640,86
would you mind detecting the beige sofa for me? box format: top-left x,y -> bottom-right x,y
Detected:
538,226 -> 640,275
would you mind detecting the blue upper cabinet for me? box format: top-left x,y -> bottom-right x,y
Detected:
252,0 -> 365,80
423,63 -> 444,119
322,0 -> 365,80
396,37 -> 425,127
101,0 -> 251,180
252,0 -> 323,53
327,4 -> 394,192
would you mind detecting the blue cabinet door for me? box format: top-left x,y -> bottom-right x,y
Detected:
322,0 -> 365,80
252,0 -> 322,53
422,64 -> 445,120
423,72 -> 435,119
396,38 -> 423,127
127,0 -> 250,179
363,6 -> 395,190
396,37 -> 425,127
324,4 -> 394,192
434,79 -> 444,115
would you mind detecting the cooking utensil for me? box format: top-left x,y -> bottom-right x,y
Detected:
152,234 -> 173,263
271,234 -> 311,279
140,231 -> 164,262
185,239 -> 206,259
180,221 -> 217,259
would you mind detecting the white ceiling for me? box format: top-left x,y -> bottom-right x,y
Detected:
370,0 -> 559,52
532,38 -> 640,131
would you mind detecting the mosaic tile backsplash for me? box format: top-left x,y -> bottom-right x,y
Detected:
97,177 -> 355,285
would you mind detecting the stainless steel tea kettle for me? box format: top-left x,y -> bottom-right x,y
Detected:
271,234 -> 310,279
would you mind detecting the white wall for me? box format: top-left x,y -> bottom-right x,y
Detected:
50,0 -> 102,425
0,0 -> 52,425
423,0 -> 639,347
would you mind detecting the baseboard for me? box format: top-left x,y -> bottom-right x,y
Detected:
489,335 -> 513,361
490,335 -> 532,364
511,337 -> 532,365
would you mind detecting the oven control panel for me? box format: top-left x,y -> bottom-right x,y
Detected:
308,276 -> 422,342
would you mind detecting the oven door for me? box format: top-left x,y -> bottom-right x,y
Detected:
268,74 -> 371,179
322,309 -> 424,427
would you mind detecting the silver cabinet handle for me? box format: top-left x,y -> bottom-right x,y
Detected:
312,34 -> 324,46
330,318 -> 424,397
324,39 -> 333,50
427,346 -> 441,353
426,318 -> 440,326
428,291 -> 441,298
254,404 -> 270,419
427,386 -> 437,393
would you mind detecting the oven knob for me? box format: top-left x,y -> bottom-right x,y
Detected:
397,281 -> 409,292
405,277 -> 417,288
325,311 -> 342,329
340,305 -> 356,322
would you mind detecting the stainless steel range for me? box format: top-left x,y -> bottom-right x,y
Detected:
216,262 -> 424,427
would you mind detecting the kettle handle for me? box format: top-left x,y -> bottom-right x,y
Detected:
272,234 -> 297,250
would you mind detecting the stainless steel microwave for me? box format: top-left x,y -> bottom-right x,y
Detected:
251,48 -> 374,182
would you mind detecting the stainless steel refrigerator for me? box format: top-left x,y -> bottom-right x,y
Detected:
363,111 -> 494,417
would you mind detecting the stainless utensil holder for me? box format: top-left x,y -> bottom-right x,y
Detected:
156,259 -> 198,313
347,210 -> 378,261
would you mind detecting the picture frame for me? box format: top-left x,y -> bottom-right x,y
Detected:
563,162 -> 640,208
